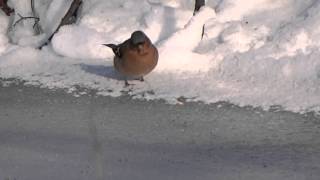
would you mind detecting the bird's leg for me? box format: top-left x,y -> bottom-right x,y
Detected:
134,77 -> 144,82
124,79 -> 130,87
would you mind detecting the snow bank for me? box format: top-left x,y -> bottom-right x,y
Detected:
0,0 -> 320,113
0,15 -> 9,55
156,7 -> 216,73
52,25 -> 113,59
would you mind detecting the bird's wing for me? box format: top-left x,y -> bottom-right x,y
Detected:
103,43 -> 121,57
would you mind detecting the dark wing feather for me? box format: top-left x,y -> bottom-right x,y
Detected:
103,44 -> 121,57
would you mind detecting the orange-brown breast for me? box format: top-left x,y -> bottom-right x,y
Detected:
114,40 -> 158,78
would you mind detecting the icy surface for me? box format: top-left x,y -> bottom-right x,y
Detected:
0,0 -> 320,113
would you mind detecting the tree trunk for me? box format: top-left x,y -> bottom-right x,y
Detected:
194,0 -> 205,15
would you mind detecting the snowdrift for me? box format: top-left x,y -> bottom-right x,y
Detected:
0,0 -> 319,113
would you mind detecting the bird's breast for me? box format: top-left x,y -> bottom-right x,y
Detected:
114,45 -> 158,77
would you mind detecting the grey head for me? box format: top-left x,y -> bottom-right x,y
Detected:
130,31 -> 148,45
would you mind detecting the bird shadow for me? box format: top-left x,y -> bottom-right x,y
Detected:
78,63 -> 123,80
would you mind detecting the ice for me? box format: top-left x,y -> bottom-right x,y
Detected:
0,0 -> 319,113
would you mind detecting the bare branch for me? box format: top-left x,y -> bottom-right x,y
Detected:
13,13 -> 40,28
31,0 -> 35,14
60,0 -> 82,27
0,0 -> 14,16
40,0 -> 82,48
31,0 -> 42,34
201,24 -> 205,40
194,0 -> 205,15
193,0 -> 206,39
12,0 -> 41,32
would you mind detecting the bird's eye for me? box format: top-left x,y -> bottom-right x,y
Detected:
136,42 -> 144,46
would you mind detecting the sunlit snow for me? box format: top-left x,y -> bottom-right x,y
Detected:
0,0 -> 319,113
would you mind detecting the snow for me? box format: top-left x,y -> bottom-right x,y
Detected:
0,0 -> 320,113
52,25 -> 112,59
0,15 -> 9,55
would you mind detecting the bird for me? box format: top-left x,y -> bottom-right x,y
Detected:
103,30 -> 158,86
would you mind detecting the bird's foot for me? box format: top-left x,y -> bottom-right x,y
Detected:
133,77 -> 144,82
124,77 -> 144,87
125,80 -> 130,87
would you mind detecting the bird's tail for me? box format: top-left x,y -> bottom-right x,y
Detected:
103,44 -> 119,56
103,44 -> 117,49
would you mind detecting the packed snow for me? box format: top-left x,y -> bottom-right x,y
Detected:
0,0 -> 320,113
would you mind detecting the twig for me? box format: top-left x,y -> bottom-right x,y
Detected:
193,0 -> 206,39
59,0 -> 82,27
31,0 -> 42,34
31,0 -> 35,14
201,24 -> 205,39
47,0 -> 82,41
13,13 -> 40,28
39,0 -> 82,48
193,0 -> 205,15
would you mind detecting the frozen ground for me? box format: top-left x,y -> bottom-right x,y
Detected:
0,0 -> 319,113
0,82 -> 320,180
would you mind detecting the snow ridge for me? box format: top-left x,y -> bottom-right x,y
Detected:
0,0 -> 320,113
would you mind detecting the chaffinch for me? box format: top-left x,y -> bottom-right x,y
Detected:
104,31 -> 158,86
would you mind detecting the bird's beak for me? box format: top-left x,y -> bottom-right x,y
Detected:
137,44 -> 144,52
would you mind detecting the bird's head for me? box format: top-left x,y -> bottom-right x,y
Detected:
131,31 -> 147,45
